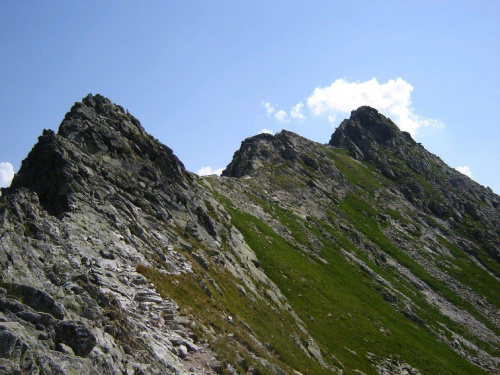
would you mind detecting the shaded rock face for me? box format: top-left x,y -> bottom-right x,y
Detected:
0,325 -> 28,361
329,106 -> 413,161
54,320 -> 96,357
1,96 -> 499,375
222,133 -> 276,177
0,283 -> 65,320
4,130 -> 76,217
5,94 -> 185,217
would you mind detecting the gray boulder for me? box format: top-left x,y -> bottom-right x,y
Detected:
54,321 -> 96,357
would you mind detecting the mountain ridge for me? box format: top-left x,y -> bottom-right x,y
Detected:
0,94 -> 498,375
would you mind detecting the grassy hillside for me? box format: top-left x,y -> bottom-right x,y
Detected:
137,143 -> 498,374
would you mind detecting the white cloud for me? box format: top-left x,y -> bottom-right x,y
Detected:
456,166 -> 473,179
275,110 -> 289,123
262,101 -> 275,117
306,78 -> 443,135
197,166 -> 224,176
0,162 -> 14,188
290,102 -> 306,120
259,128 -> 275,135
262,102 -> 305,123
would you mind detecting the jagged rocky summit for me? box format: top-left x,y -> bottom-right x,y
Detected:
0,94 -> 499,375
331,107 -> 499,253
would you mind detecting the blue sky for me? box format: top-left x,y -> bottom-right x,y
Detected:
1,1 -> 499,193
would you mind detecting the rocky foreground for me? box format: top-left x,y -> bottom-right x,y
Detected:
0,95 -> 499,374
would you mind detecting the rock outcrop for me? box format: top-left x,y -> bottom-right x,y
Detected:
0,94 -> 216,374
1,96 -> 499,374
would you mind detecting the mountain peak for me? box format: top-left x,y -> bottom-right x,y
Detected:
58,93 -> 145,140
349,106 -> 399,136
5,94 -> 185,216
329,106 -> 414,160
222,129 -> 338,178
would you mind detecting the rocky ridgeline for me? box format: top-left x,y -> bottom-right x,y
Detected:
330,107 -> 500,254
212,107 -> 500,373
0,95 -> 329,374
1,95 -> 499,374
223,130 -> 341,181
0,94 -> 215,374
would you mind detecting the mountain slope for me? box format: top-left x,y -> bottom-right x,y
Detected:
213,113 -> 500,373
0,96 -> 498,374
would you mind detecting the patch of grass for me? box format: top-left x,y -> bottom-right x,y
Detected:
137,264 -> 269,374
222,198 -> 486,374
325,148 -> 383,193
137,247 -> 328,374
339,194 -> 500,343
436,236 -> 500,310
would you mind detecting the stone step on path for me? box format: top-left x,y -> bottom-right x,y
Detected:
134,291 -> 163,303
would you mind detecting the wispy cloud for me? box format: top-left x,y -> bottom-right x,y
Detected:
456,166 -> 473,179
306,78 -> 443,135
262,101 -> 275,117
290,102 -> 306,120
197,166 -> 224,176
262,102 -> 299,124
0,162 -> 14,188
275,110 -> 289,123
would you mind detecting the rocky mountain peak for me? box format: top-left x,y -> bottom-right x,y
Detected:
222,130 -> 291,177
4,94 -> 186,216
222,129 -> 339,178
59,94 -> 146,141
329,106 -> 414,160
328,107 -> 500,253
349,106 -> 399,137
